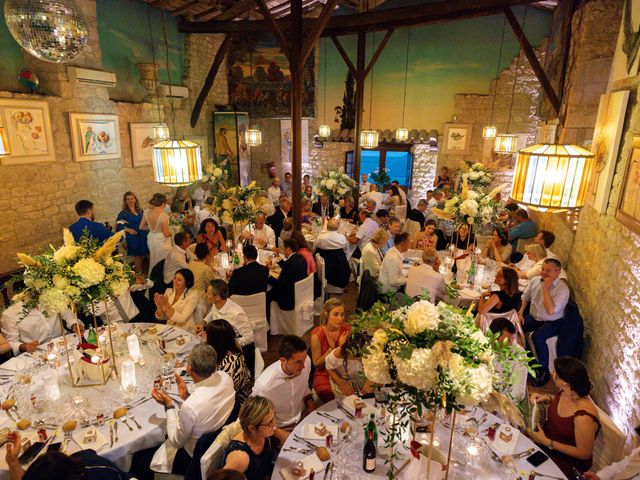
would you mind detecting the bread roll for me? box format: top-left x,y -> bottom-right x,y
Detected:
316,446 -> 331,461
62,420 -> 77,432
113,407 -> 127,419
1,399 -> 15,410
16,419 -> 31,430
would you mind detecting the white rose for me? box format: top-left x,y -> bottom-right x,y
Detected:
466,191 -> 479,200
325,179 -> 337,190
458,364 -> 494,405
72,258 -> 106,287
394,349 -> 437,390
53,245 -> 80,264
52,274 -> 69,290
459,199 -> 478,217
469,171 -> 481,180
39,287 -> 70,315
110,279 -> 130,297
362,349 -> 392,384
471,330 -> 490,346
213,167 -> 223,177
201,175 -> 210,182
403,300 -> 440,335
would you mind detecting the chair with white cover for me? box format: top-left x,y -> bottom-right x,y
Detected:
351,257 -> 363,287
526,333 -> 558,371
516,237 -> 537,253
403,218 -> 421,237
315,253 -> 328,302
230,293 -> 268,353
476,235 -> 492,252
254,347 -> 265,378
200,421 -> 242,480
477,309 -> 525,347
394,204 -> 407,221
592,406 -> 626,471
270,274 -> 315,336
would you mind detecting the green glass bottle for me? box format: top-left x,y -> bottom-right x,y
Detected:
468,260 -> 476,286
87,326 -> 97,345
364,413 -> 378,446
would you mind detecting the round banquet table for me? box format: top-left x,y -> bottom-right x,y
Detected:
273,397 -> 567,480
0,322 -> 198,478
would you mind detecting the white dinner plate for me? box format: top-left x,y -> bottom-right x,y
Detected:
340,395 -> 378,417
73,427 -> 109,451
300,423 -> 339,441
279,453 -> 324,480
490,424 -> 519,454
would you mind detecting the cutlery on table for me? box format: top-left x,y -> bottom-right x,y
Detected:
316,412 -> 340,423
283,446 -> 312,454
323,462 -> 332,480
128,413 -> 142,430
109,422 -> 114,448
513,447 -> 536,459
293,434 -> 318,449
530,472 -> 564,480
120,416 -> 134,432
113,419 -> 119,443
336,404 -> 355,420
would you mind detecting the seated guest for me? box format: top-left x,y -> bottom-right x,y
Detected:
196,219 -> 227,255
228,245 -> 269,296
426,190 -> 434,202
392,180 -> 408,205
362,184 -> 385,212
315,218 -> 348,252
267,238 -> 308,311
290,231 -> 316,275
252,335 -> 316,428
346,210 -> 379,258
508,208 -> 539,249
408,199 -> 428,229
303,174 -> 311,188
584,428 -> 640,480
194,196 -> 215,232
310,299 -> 351,402
267,197 -> 292,241
489,318 -> 527,403
528,357 -> 600,477
267,177 -> 282,205
189,243 -> 215,301
478,267 -> 522,314
164,232 -> 194,285
209,470 -> 247,480
303,185 -> 315,203
154,268 -> 200,332
427,189 -> 443,209
536,230 -> 558,259
434,166 -> 451,189
325,333 -> 374,400
360,173 -> 371,195
1,302 -> 81,356
300,199 -> 316,224
144,344 -> 235,478
203,280 -> 255,378
379,232 -> 410,292
364,198 -> 377,215
360,228 -> 387,279
412,219 -> 444,250
513,243 -> 547,279
312,194 -> 335,219
381,217 -> 401,255
452,223 -> 475,250
519,258 -> 570,386
383,185 -> 403,210
340,196 -> 358,223
69,199 -> 114,244
224,396 -> 289,479
405,248 -> 446,302
6,436 -> 128,480
375,208 -> 390,228
89,276 -> 154,323
279,218 -> 294,245
192,181 -> 211,208
482,227 -> 513,262
206,320 -> 252,405
241,214 -> 276,250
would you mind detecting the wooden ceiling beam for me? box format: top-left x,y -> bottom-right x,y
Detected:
254,0 -> 291,61
363,28 -> 393,77
171,1 -> 201,16
301,0 -> 339,64
330,36 -> 356,74
180,0 -> 542,35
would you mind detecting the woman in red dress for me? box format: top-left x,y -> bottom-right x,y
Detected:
310,298 -> 350,402
196,219 -> 228,255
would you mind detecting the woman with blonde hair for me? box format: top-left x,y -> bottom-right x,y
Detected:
310,298 -> 350,402
513,243 -> 547,279
116,191 -> 148,273
360,228 -> 388,279
224,396 -> 289,479
140,193 -> 172,274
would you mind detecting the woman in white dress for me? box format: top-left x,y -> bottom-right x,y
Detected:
140,193 -> 172,274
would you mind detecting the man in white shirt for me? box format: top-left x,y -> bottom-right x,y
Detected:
241,214 -> 276,250
1,303 -> 83,356
361,185 -> 385,212
379,232 -> 410,292
346,210 -> 379,259
405,249 -> 446,302
381,218 -> 401,255
267,177 -> 282,205
149,343 -> 235,474
252,335 -> 316,428
427,189 -> 444,209
519,258 -> 570,386
315,218 -> 348,252
360,173 -> 371,195
489,318 -> 527,403
203,279 -> 256,377
191,183 -> 211,207
281,172 -> 293,197
164,232 -> 194,285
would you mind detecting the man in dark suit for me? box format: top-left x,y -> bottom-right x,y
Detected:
228,245 -> 269,296
407,199 -> 428,229
267,197 -> 292,241
68,200 -> 114,244
311,194 -> 335,220
267,238 -> 308,311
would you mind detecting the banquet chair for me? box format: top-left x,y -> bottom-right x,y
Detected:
200,421 -> 242,480
314,254 -> 328,303
477,310 -> 525,347
394,204 -> 407,221
230,293 -> 269,353
316,250 -> 348,294
476,235 -> 492,252
402,218 -> 421,237
270,274 -> 315,336
351,257 -> 363,287
526,332 -> 558,372
184,429 -> 222,480
592,406 -> 626,471
254,347 -> 265,378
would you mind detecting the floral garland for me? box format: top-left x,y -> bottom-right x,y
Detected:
201,158 -> 230,193
460,162 -> 494,191
14,229 -> 133,316
433,178 -> 505,228
370,167 -> 392,189
215,181 -> 271,224
313,168 -> 357,201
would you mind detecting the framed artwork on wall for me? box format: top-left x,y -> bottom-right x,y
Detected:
443,123 -> 472,155
609,0 -> 640,85
616,135 -> 640,235
280,119 -> 309,175
0,98 -> 55,165
213,111 -> 250,186
69,113 -> 121,162
587,91 -> 630,213
129,122 -> 157,167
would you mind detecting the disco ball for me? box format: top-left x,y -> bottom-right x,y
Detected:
4,0 -> 89,63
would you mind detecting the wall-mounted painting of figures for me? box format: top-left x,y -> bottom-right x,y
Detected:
227,34 -> 315,118
213,112 -> 251,186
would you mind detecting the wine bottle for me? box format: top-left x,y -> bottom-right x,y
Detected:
364,413 -> 378,446
363,429 -> 376,473
468,259 -> 476,286
87,327 -> 97,345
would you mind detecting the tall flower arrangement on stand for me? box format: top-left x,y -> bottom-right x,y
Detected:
314,168 -> 357,202
201,158 -> 230,194
214,181 -> 271,243
434,178 -> 505,231
459,162 -> 494,191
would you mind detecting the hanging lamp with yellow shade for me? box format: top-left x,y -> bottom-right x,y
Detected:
0,127 -> 10,156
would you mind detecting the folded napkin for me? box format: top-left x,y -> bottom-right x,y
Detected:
403,440 -> 446,480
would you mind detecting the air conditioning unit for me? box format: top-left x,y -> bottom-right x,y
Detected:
159,84 -> 189,99
67,66 -> 117,87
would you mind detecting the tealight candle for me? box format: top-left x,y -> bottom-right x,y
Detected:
127,334 -> 141,361
121,359 -> 137,389
91,354 -> 100,364
72,394 -> 83,406
47,353 -> 57,362
467,443 -> 480,456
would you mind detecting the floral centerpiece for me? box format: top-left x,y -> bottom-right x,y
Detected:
201,158 -> 230,194
15,229 -> 133,316
352,299 -> 533,479
215,180 -> 271,226
460,162 -> 494,191
370,167 -> 392,189
434,178 -> 505,229
313,168 -> 357,201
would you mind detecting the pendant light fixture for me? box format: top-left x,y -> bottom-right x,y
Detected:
0,127 -> 10,157
152,9 -> 202,187
395,28 -> 411,142
318,38 -> 331,139
494,9 -> 527,154
145,2 -> 169,141
361,33 -> 379,149
245,44 -> 262,147
483,17 -> 507,140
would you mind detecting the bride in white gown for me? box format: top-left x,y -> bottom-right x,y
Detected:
140,193 -> 172,274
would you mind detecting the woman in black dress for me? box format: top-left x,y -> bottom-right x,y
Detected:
339,196 -> 357,223
478,266 -> 522,314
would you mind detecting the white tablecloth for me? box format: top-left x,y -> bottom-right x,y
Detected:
273,398 -> 567,480
0,322 -> 197,477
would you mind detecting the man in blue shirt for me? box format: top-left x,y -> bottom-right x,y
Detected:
508,208 -> 538,249
68,200 -> 114,244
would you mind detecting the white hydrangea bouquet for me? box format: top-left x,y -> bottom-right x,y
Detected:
433,177 -> 505,229
313,168 -> 357,201
14,229 -> 133,316
201,158 -> 230,193
215,181 -> 271,225
353,299 -> 532,479
461,162 -> 494,191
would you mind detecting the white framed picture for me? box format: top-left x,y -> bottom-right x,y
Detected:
129,122 -> 157,167
443,123 -> 472,155
0,98 -> 56,165
69,112 -> 121,162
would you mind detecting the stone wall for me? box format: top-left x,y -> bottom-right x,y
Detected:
0,0 -> 227,274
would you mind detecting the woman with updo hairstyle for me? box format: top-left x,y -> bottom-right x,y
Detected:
140,193 -> 172,273
310,298 -> 351,402
528,356 -> 600,477
482,227 -> 512,262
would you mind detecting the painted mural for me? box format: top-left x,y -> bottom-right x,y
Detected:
0,7 -> 25,92
227,35 -> 315,117
96,0 -> 185,103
